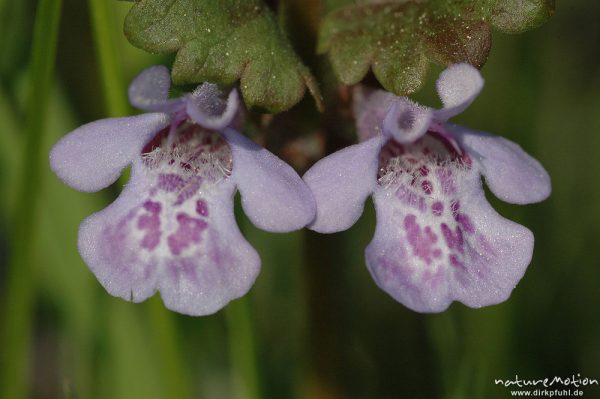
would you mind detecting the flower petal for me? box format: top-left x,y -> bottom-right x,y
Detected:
435,63 -> 484,121
50,113 -> 170,192
382,98 -> 432,143
224,128 -> 316,232
78,160 -> 260,316
128,65 -> 185,112
365,164 -> 533,312
303,136 -> 384,233
353,86 -> 397,141
186,84 -> 239,130
451,125 -> 551,204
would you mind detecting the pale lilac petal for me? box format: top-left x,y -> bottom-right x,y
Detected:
157,178 -> 260,315
303,136 -> 384,233
366,167 -> 533,313
49,113 -> 170,192
353,86 -> 397,141
79,159 -> 260,316
434,63 -> 484,121
186,84 -> 239,130
450,125 -> 551,204
224,128 -> 316,232
128,65 -> 185,113
382,98 -> 432,143
78,165 -> 160,303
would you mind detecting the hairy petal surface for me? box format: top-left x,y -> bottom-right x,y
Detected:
187,85 -> 240,131
451,125 -> 551,204
304,136 -> 384,233
383,98 -> 432,143
49,113 -> 170,192
224,128 -> 316,232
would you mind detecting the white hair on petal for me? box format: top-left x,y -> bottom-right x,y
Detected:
141,121 -> 233,182
377,134 -> 469,195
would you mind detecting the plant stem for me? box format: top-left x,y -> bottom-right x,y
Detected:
0,0 -> 63,398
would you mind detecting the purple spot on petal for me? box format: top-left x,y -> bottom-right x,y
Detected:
424,226 -> 438,243
451,200 -> 460,215
441,223 -> 452,243
457,213 -> 475,234
404,215 -> 440,266
421,180 -> 433,195
141,128 -> 169,155
143,200 -> 161,214
174,176 -> 203,205
431,201 -> 444,216
441,223 -> 464,254
138,200 -> 161,250
140,230 -> 161,250
167,213 -> 208,256
196,199 -> 209,216
158,173 -> 185,192
138,214 -> 157,229
449,254 -> 465,269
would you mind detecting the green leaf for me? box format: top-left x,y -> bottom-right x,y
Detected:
124,0 -> 323,113
491,0 -> 555,33
319,0 -> 555,95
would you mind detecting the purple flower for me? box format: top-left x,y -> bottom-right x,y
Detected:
50,66 -> 315,316
304,64 -> 551,312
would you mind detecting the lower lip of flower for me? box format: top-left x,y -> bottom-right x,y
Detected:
374,129 -> 482,289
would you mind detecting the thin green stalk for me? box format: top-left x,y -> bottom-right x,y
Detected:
0,88 -> 20,215
224,298 -> 263,399
88,1 -> 191,397
88,0 -> 129,116
425,312 -> 463,399
0,0 -> 63,398
147,297 -> 192,399
225,211 -> 264,399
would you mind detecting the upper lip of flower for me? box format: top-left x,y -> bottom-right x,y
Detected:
128,65 -> 242,133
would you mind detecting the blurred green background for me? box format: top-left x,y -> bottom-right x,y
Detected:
0,1 -> 599,398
